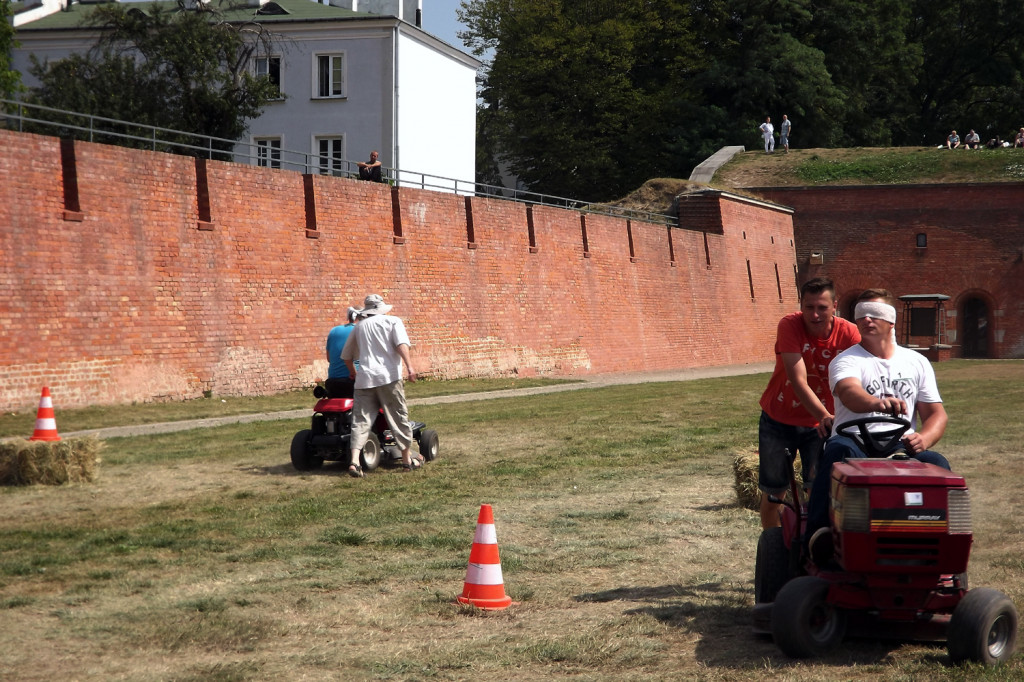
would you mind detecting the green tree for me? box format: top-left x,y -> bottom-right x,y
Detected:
806,0 -> 919,146
1,0 -> 21,99
27,1 -> 277,150
903,0 -> 1024,144
460,0 -> 701,200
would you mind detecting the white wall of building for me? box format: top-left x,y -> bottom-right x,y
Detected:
10,7 -> 478,189
244,23 -> 397,172
394,28 -> 475,191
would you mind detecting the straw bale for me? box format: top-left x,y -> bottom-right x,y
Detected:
732,448 -> 803,510
0,437 -> 102,486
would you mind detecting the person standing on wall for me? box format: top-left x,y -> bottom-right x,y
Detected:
342,294 -> 419,478
759,116 -> 775,153
324,306 -> 360,399
756,277 -> 861,529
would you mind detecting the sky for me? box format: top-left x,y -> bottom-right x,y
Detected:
419,0 -> 471,52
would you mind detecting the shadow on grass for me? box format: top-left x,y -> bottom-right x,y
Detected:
240,459 -> 418,477
575,583 -> 914,669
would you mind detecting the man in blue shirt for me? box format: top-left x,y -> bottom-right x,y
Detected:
324,307 -> 359,398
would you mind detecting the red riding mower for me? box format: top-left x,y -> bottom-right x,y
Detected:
753,416 -> 1018,665
290,385 -> 439,473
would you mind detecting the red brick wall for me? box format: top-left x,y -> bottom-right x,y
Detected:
755,184 -> 1024,359
0,130 -> 796,410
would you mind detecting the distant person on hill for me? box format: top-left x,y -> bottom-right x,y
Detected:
759,116 -> 775,153
946,130 -> 961,149
964,130 -> 980,149
780,115 -> 792,153
756,277 -> 861,530
1015,128 -> 1024,148
357,150 -> 383,182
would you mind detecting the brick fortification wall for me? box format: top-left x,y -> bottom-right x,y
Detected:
0,130 -> 797,410
755,185 -> 1024,359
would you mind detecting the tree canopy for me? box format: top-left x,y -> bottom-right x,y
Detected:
1,0 -> 21,99
26,1 -> 277,150
459,0 -> 1024,201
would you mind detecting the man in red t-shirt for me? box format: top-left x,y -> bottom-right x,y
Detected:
757,277 -> 860,529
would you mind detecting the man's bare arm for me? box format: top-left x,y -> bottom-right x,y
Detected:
396,344 -> 417,382
904,401 -> 948,455
781,352 -> 831,434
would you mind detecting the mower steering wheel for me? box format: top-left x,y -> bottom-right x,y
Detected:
835,416 -> 912,458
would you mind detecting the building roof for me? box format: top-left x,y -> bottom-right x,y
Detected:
16,0 -> 380,31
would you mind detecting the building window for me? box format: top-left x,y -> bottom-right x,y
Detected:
255,138 -> 281,169
316,136 -> 344,175
254,55 -> 282,99
916,233 -> 927,248
315,53 -> 345,98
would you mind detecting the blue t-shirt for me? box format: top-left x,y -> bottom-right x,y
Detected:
326,324 -> 355,379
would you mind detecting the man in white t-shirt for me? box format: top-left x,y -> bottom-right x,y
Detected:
342,293 -> 419,477
805,289 -> 951,558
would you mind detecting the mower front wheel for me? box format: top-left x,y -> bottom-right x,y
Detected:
418,429 -> 439,462
948,587 -> 1018,665
359,432 -> 382,472
755,527 -> 790,603
771,576 -> 846,658
291,429 -> 323,471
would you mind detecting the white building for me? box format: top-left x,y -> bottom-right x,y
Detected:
9,0 -> 480,189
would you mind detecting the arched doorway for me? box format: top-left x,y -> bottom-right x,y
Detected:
961,297 -> 989,358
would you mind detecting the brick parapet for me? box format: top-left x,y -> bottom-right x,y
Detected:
0,129 -> 795,410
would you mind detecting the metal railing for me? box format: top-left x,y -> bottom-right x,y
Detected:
1,98 -> 678,226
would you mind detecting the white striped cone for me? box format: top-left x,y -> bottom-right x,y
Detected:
29,387 -> 61,442
457,504 -> 513,609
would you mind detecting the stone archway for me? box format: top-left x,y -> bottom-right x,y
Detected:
961,297 -> 990,358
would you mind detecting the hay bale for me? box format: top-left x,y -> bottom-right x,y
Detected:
732,448 -> 803,510
0,437 -> 102,486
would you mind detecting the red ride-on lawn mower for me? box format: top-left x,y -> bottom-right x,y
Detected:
753,416 -> 1018,665
290,385 -> 439,473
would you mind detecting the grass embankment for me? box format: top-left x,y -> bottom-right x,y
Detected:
0,361 -> 1022,680
713,146 -> 1024,188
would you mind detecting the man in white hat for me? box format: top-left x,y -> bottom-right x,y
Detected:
341,294 -> 419,477
805,288 -> 950,562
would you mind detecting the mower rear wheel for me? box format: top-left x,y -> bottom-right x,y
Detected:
755,527 -> 789,603
291,429 -> 323,471
772,576 -> 846,658
948,587 -> 1018,665
418,429 -> 439,462
360,432 -> 382,472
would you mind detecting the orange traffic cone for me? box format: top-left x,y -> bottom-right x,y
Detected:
457,504 -> 513,610
28,387 -> 61,442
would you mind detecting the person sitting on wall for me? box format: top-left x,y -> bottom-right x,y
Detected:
1015,128 -> 1024,148
964,129 -> 980,149
946,130 -> 961,149
357,151 -> 383,182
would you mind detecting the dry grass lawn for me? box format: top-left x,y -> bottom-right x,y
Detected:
0,363 -> 1021,681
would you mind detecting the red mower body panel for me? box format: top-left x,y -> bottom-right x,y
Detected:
829,459 -> 972,617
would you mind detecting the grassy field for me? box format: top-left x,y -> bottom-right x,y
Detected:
712,146 -> 1024,188
1,361 -> 1022,680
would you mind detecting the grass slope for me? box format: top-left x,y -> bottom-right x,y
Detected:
713,146 -> 1024,188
